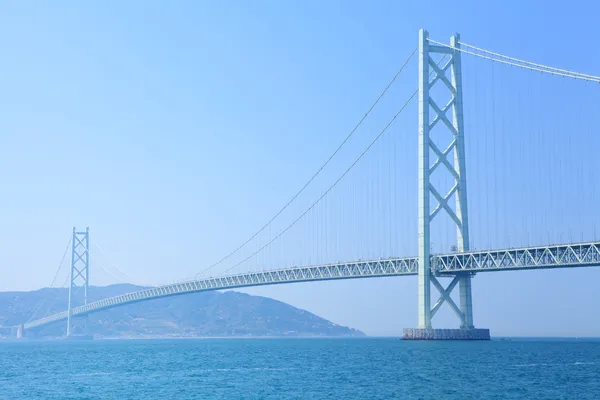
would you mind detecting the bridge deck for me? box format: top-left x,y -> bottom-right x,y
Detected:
24,257 -> 418,330
24,241 -> 600,330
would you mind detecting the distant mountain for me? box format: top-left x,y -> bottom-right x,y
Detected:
0,284 -> 364,338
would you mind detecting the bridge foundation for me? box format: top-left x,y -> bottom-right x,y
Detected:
402,328 -> 490,340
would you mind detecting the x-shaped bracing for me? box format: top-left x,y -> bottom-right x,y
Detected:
427,56 -> 462,229
429,57 -> 454,94
72,235 -> 89,285
430,275 -> 466,325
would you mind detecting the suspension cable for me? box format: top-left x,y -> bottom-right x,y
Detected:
26,237 -> 72,323
427,38 -> 600,83
95,243 -> 145,286
195,46 -> 419,276
98,263 -> 127,284
218,88 -> 418,275
183,54 -> 448,281
458,40 -> 600,80
38,273 -> 71,320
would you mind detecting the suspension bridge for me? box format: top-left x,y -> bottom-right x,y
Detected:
13,29 -> 600,340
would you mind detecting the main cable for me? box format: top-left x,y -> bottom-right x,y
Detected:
195,46 -> 418,277
26,236 -> 72,323
49,237 -> 71,288
38,272 -> 71,320
95,243 -> 145,286
459,40 -> 599,80
219,89 -> 418,275
428,38 -> 600,83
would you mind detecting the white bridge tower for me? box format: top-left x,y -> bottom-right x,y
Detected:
404,29 -> 489,340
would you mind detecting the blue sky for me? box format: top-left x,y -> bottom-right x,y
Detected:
1,1 -> 599,336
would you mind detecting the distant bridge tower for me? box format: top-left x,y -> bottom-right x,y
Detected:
404,29 -> 489,340
67,227 -> 90,337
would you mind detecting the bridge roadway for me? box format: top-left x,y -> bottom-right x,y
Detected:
24,241 -> 600,331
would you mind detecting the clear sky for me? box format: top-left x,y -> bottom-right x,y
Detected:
1,1 -> 599,337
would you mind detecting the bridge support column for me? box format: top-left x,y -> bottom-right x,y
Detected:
459,275 -> 474,329
417,28 -> 432,330
450,32 -> 475,332
405,29 -> 489,339
16,324 -> 24,339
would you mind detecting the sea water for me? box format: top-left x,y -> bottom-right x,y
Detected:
0,338 -> 598,399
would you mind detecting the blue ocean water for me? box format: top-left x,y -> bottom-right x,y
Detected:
0,338 -> 598,399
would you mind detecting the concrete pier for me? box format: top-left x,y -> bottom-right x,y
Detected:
16,324 -> 24,339
402,328 -> 490,340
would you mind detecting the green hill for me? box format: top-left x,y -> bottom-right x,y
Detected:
0,284 -> 364,338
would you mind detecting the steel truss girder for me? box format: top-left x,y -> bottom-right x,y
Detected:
23,240 -> 600,332
24,256 -> 419,330
433,241 -> 600,273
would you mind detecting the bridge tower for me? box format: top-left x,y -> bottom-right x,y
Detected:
66,227 -> 90,337
404,29 -> 489,340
